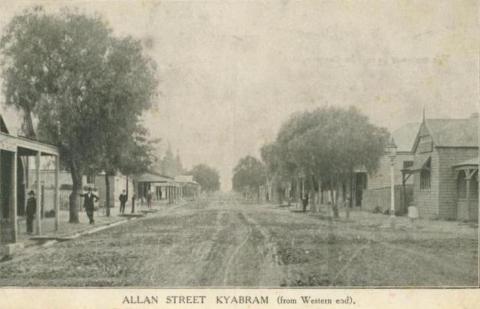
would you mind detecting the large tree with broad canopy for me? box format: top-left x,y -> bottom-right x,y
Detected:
0,6 -> 158,222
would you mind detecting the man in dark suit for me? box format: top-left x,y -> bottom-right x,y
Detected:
301,194 -> 309,213
80,187 -> 99,224
25,190 -> 36,234
119,189 -> 128,214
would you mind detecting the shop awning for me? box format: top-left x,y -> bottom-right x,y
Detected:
452,158 -> 478,173
134,172 -> 174,184
0,132 -> 59,156
452,157 -> 478,169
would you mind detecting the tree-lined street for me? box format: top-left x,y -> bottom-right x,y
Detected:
0,2 -> 477,293
0,195 -> 475,287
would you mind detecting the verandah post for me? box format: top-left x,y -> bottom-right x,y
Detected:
35,151 -> 41,235
54,155 -> 59,231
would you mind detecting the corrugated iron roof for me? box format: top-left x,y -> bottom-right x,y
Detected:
425,118 -> 478,147
134,172 -> 174,183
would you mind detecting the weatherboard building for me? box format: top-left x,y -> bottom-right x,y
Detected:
404,114 -> 478,221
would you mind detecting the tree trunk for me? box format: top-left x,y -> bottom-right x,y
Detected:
131,179 -> 136,213
345,179 -> 350,220
22,108 -> 36,139
105,173 -> 110,217
296,177 -> 301,208
285,182 -> 290,206
330,179 -> 339,218
69,161 -> 82,223
320,179 -> 324,204
126,175 -> 129,209
310,174 -> 317,213
335,180 -> 341,219
278,183 -> 282,205
318,175 -> 323,211
347,171 -> 354,219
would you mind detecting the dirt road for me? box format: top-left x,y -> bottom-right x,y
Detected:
0,195 -> 476,287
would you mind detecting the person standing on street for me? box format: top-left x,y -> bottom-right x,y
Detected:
25,190 -> 36,234
80,187 -> 99,224
146,189 -> 153,209
301,194 -> 309,213
119,189 -> 128,214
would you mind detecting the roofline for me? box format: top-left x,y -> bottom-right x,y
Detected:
435,146 -> 479,149
136,171 -> 174,180
411,120 -> 479,151
411,121 -> 427,153
134,178 -> 174,184
452,157 -> 479,168
0,115 -> 9,134
0,132 -> 59,156
452,163 -> 479,168
17,134 -> 58,148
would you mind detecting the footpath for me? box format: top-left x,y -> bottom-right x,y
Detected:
1,200 -> 184,260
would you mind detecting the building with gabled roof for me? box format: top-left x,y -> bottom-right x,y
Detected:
404,114 -> 478,221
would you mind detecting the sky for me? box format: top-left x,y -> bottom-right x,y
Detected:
0,0 -> 478,190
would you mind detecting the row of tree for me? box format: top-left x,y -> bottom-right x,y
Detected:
232,156 -> 266,200
0,7 -> 158,222
233,106 -> 389,218
188,164 -> 221,193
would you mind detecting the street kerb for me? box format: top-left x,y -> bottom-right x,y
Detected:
0,201 -> 186,263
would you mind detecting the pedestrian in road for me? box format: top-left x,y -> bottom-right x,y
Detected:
119,189 -> 128,214
25,190 -> 36,234
146,189 -> 153,209
301,194 -> 309,212
80,187 -> 99,224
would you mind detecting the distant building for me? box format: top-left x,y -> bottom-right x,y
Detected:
404,114 -> 478,221
133,172 -> 177,203
356,122 -> 420,214
174,175 -> 200,200
156,144 -> 184,178
91,173 -> 133,208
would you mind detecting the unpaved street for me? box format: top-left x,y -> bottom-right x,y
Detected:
0,195 -> 476,287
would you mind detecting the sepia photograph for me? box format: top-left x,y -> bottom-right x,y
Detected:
0,0 -> 477,300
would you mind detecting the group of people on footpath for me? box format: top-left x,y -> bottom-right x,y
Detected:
24,186 -> 153,232
300,193 -> 351,213
26,187 -> 100,232
79,187 -> 152,222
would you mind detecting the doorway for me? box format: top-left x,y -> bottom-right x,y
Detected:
354,172 -> 368,207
